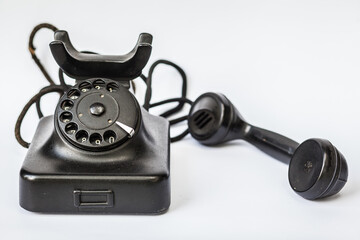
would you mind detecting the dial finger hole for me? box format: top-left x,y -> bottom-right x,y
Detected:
79,81 -> 92,92
65,122 -> 78,135
90,133 -> 102,145
93,79 -> 105,89
67,89 -> 80,100
61,100 -> 74,110
60,112 -> 73,123
107,82 -> 119,92
104,130 -> 116,144
76,130 -> 89,143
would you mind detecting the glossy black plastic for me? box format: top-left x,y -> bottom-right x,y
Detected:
188,93 -> 299,164
289,139 -> 348,200
56,78 -> 140,151
50,30 -> 153,82
20,30 -> 171,214
20,109 -> 170,214
188,92 -> 348,200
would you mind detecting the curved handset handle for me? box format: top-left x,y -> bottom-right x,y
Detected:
49,30 -> 153,83
244,125 -> 299,164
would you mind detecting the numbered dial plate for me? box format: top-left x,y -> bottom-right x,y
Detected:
55,78 -> 141,151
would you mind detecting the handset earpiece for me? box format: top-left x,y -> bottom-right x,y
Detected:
188,92 -> 348,200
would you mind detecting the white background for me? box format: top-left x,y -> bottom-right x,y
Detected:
1,0 -> 359,239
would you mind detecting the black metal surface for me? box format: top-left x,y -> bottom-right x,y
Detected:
50,30 -> 153,82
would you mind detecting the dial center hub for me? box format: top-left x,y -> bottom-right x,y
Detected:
77,92 -> 119,130
90,102 -> 106,116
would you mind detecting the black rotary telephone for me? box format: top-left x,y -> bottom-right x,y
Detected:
15,24 -> 348,214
